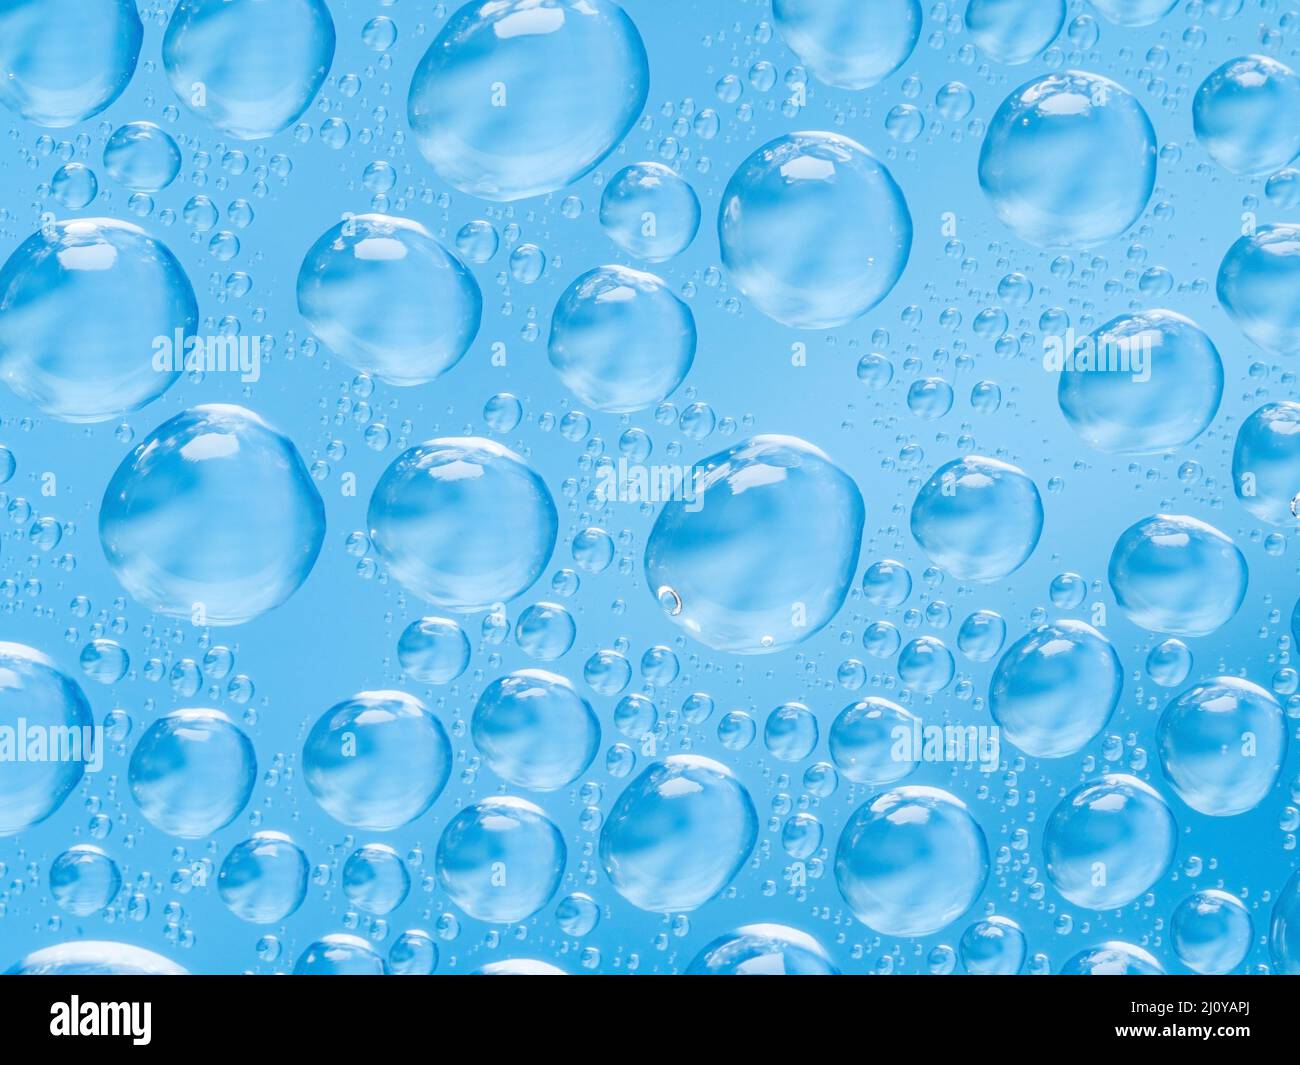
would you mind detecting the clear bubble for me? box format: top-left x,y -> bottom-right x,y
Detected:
644,436 -> 864,654
7,941 -> 187,976
398,617 -> 471,684
600,162 -> 701,262
1194,55 -> 1300,176
1108,514 -> 1247,637
51,162 -> 98,209
763,702 -> 819,763
1146,638 -> 1192,688
990,621 -> 1122,758
979,71 -> 1156,247
771,0 -> 920,90
49,845 -> 121,916
965,0 -> 1065,65
958,610 -> 1006,662
303,691 -> 451,830
548,265 -> 695,412
829,696 -> 919,785
218,831 -> 310,924
1219,223 -> 1300,357
389,930 -> 438,975
79,638 -> 128,685
103,121 -> 182,192
1271,869 -> 1300,973
959,915 -> 1027,974
475,958 -> 567,975
100,405 -> 325,625
555,892 -> 600,936
297,214 -> 482,387
1088,0 -> 1178,26
128,708 -> 256,838
911,456 -> 1043,581
368,437 -> 557,611
436,796 -> 566,922
1044,774 -> 1176,909
1172,889 -> 1252,975
861,559 -> 911,607
0,0 -> 141,127
835,786 -> 989,937
1057,310 -> 1224,454
0,219 -> 196,422
719,132 -> 911,329
293,934 -> 386,975
686,924 -> 838,975
163,0 -> 335,140
1157,676 -> 1286,817
1060,941 -> 1164,975
343,843 -> 410,915
897,636 -> 955,693
1233,402 -> 1300,525
600,755 -> 757,912
408,0 -> 648,201
472,669 -> 599,790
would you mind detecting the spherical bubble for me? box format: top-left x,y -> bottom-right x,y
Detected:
763,703 -> 819,763
294,934 -> 386,975
989,620 -> 1122,758
1271,869 -> 1300,973
343,843 -> 410,915
436,796 -> 566,922
600,162 -> 701,262
835,786 -> 988,937
103,121 -> 182,192
218,831 -> 310,924
897,636 -> 955,693
408,0 -> 648,201
1233,402 -> 1300,526
472,669 -> 600,790
979,71 -> 1156,247
719,132 -> 911,329
1088,0 -> 1178,26
303,691 -> 451,830
1157,676 -> 1286,817
958,609 -> 1006,662
7,941 -> 187,976
163,0 -> 335,140
861,559 -> 911,607
1108,514 -> 1247,637
547,265 -> 694,413
911,456 -> 1043,581
556,892 -> 600,936
128,708 -> 256,838
0,642 -> 94,835
686,924 -> 839,975
0,218 -> 196,422
297,214 -> 482,387
1218,224 -> 1300,356
1146,638 -> 1192,688
49,845 -> 121,916
51,162 -> 97,209
513,602 -> 575,660
1057,310 -> 1224,454
600,755 -> 758,912
368,437 -> 557,611
1194,56 -> 1300,176
1044,774 -> 1176,909
771,0 -> 920,90
397,617 -> 470,684
100,405 -> 326,625
645,435 -> 864,654
475,959 -> 567,975
829,696 -> 919,785
965,0 -> 1065,65
389,930 -> 438,975
1060,941 -> 1164,975
959,915 -> 1027,975
1172,890 -> 1252,975
0,0 -> 141,127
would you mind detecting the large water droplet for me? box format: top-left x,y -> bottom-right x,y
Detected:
472,669 -> 600,790
979,71 -> 1156,247
1218,223 -> 1300,357
408,0 -> 648,201
368,437 -> 557,611
100,404 -> 326,625
965,0 -> 1065,65
1194,55 -> 1300,176
599,162 -> 701,262
0,219 -> 196,422
644,435 -> 864,654
719,132 -> 911,328
7,941 -> 187,976
1172,889 -> 1252,975
686,924 -> 838,975
103,121 -> 182,192
772,0 -> 921,89
218,831 -> 310,924
297,214 -> 482,387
